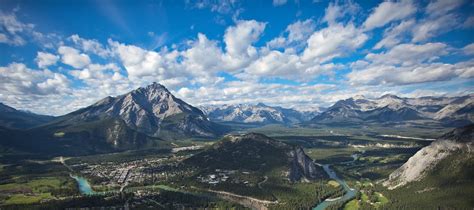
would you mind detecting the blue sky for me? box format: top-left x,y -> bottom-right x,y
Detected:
0,0 -> 473,115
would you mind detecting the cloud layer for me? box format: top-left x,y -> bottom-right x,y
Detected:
0,0 -> 473,115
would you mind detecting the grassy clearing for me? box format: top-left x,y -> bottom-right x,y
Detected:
305,147 -> 357,162
343,199 -> 359,210
328,180 -> 340,187
375,192 -> 388,204
53,132 -> 65,137
0,177 -> 62,193
4,193 -> 53,205
361,192 -> 369,202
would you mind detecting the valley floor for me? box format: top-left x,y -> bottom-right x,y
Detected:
0,124 -> 472,209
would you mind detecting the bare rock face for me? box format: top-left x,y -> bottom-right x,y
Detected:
53,82 -> 225,140
289,147 -> 326,182
384,124 -> 474,189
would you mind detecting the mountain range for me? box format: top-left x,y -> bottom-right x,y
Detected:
1,82 -> 473,156
200,103 -> 320,124
0,103 -> 55,129
310,94 -> 473,126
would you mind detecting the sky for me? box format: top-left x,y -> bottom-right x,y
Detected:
0,0 -> 473,115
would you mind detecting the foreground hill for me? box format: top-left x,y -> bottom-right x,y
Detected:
200,103 -> 319,125
380,124 -> 474,209
384,124 -> 474,189
310,94 -> 473,126
185,133 -> 327,182
0,102 -> 55,129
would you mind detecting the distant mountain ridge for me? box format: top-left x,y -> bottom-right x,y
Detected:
311,94 -> 473,126
0,103 -> 55,129
200,103 -> 320,124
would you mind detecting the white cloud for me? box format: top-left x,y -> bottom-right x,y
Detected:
181,33 -> 224,74
363,0 -> 416,30
374,19 -> 415,49
109,40 -> 166,79
58,46 -> 91,68
0,63 -> 70,96
194,0 -> 236,13
273,0 -> 287,6
348,61 -> 474,86
463,43 -> 474,55
463,16 -> 474,28
302,23 -> 367,62
223,20 -> 266,69
348,43 -> 473,86
425,0 -> 465,18
286,19 -> 315,43
35,52 -> 59,68
366,42 -> 448,66
411,13 -> 459,42
323,1 -> 360,25
266,19 -> 315,49
0,12 -> 34,46
69,34 -> 110,57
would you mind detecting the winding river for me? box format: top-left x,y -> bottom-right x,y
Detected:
313,164 -> 357,210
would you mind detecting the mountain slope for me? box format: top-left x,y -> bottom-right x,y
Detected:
0,103 -> 55,129
184,133 -> 327,182
201,103 -> 318,124
383,124 -> 474,189
45,82 -> 227,140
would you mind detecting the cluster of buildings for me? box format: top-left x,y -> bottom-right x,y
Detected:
72,155 -> 196,188
196,169 -> 252,186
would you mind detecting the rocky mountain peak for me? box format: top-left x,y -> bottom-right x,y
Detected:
54,83 -> 222,139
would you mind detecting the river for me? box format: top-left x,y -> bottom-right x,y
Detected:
313,152 -> 360,210
70,174 -> 96,195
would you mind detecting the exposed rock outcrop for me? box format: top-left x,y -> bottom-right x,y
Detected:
383,124 -> 474,189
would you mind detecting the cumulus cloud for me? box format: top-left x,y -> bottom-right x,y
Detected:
302,23 -> 367,62
58,46 -> 91,68
0,63 -> 70,94
69,34 -> 110,57
223,20 -> 266,69
267,19 -> 315,49
323,1 -> 360,25
35,52 -> 59,68
363,0 -> 416,30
